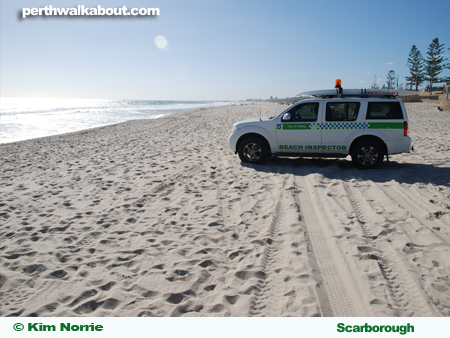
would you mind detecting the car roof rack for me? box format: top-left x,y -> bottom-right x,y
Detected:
319,93 -> 397,99
297,80 -> 417,99
299,89 -> 400,99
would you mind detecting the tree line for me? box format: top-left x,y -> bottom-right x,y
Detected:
371,38 -> 449,94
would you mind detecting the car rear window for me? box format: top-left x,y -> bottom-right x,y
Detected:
366,102 -> 403,119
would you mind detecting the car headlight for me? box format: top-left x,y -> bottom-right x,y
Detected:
232,125 -> 239,134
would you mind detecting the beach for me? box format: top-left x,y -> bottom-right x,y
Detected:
1,102 -> 449,317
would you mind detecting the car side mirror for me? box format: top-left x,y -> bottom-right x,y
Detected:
282,113 -> 291,121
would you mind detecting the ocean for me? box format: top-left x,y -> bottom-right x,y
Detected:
0,98 -> 233,144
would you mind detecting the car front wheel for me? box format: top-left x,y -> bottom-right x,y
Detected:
351,140 -> 384,169
238,137 -> 269,164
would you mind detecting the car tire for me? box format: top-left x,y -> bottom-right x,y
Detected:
351,140 -> 384,169
238,136 -> 269,164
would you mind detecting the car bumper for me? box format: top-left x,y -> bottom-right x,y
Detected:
387,136 -> 412,155
229,133 -> 239,152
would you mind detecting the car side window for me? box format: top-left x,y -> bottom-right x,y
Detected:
326,102 -> 360,121
366,102 -> 403,119
283,102 -> 319,122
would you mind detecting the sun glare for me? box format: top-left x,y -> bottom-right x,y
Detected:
155,35 -> 168,49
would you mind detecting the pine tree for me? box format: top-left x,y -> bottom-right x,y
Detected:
405,45 -> 425,91
444,48 -> 450,83
448,48 -> 450,70
424,37 -> 447,94
386,70 -> 396,89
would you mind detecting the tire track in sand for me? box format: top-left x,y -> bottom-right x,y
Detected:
294,168 -> 362,317
248,175 -> 288,316
342,179 -> 438,316
378,182 -> 450,246
344,172 -> 450,316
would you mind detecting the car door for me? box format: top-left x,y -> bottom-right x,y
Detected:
275,101 -> 322,153
321,100 -> 364,154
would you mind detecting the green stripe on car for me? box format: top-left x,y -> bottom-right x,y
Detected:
282,122 -> 404,130
366,122 -> 404,129
282,124 -> 312,130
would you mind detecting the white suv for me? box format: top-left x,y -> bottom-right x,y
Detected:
229,97 -> 411,169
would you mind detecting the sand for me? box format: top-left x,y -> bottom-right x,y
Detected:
1,102 -> 449,317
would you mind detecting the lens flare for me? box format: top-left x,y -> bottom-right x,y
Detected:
155,35 -> 168,49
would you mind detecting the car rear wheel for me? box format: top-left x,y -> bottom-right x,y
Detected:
238,136 -> 269,164
351,140 -> 384,169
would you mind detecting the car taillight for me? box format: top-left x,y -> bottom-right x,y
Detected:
404,121 -> 408,137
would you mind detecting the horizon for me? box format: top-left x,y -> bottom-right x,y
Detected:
1,0 -> 449,101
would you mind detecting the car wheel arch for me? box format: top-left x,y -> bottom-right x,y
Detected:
236,133 -> 272,155
349,135 -> 388,156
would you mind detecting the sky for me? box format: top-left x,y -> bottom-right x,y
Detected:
1,0 -> 450,101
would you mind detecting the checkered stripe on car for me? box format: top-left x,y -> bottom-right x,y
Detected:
311,122 -> 370,129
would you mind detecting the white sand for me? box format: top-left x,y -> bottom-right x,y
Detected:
1,102 -> 449,317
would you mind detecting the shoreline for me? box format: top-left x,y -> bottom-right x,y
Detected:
1,102 -> 449,317
0,112 -> 181,147
0,100 -> 237,145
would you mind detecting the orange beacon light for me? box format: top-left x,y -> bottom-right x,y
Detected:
335,79 -> 343,95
